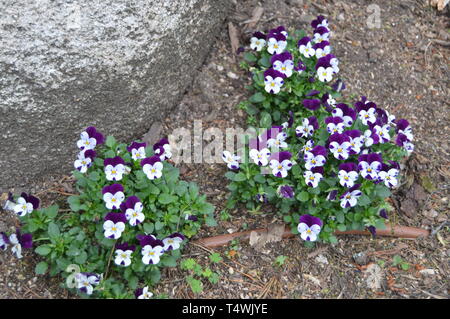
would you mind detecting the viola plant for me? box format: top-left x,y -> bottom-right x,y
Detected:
225,18 -> 415,244
2,127 -> 215,298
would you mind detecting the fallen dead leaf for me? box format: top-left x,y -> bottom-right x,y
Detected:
244,6 -> 264,29
249,224 -> 285,251
303,274 -> 321,287
228,22 -> 240,60
364,263 -> 383,291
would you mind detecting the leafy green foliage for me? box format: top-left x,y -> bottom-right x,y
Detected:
180,257 -> 221,294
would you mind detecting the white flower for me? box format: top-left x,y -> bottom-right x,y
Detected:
142,161 -> 163,180
141,245 -> 164,265
317,66 -> 333,82
340,189 -> 362,208
103,220 -> 125,239
304,152 -> 326,170
249,148 -> 271,166
329,142 -> 351,160
138,286 -> 154,299
297,223 -> 321,242
222,151 -> 240,170
330,57 -> 339,73
327,96 -> 336,107
75,273 -> 100,295
159,144 -> 172,161
303,170 -> 323,188
13,197 -> 33,217
105,163 -> 125,181
378,169 -> 399,188
114,249 -> 133,267
267,132 -> 288,150
264,75 -> 284,94
338,170 -> 359,188
131,146 -> 146,161
348,137 -> 364,154
103,191 -> 125,210
363,129 -> 376,147
74,151 -> 93,173
359,161 -> 381,180
399,127 -> 414,141
267,38 -> 287,54
76,131 -> 96,150
315,46 -> 331,59
326,121 -> 345,134
404,141 -> 414,154
296,119 -> 314,138
9,234 -> 22,259
273,60 -> 294,77
358,108 -> 377,125
299,42 -> 315,58
162,236 -> 183,251
250,37 -> 266,51
125,202 -> 145,226
301,140 -> 315,153
269,158 -> 292,178
313,31 -> 330,43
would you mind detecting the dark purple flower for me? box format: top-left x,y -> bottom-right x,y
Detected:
270,51 -> 293,64
153,138 -> 171,160
270,151 -> 292,163
395,133 -> 409,147
354,96 -> 377,113
396,119 -> 410,132
127,141 -> 147,153
311,166 -> 324,175
267,26 -> 287,39
277,185 -> 295,199
379,209 -> 388,219
367,226 -> 377,238
299,214 -> 323,228
268,32 -> 286,42
339,162 -> 358,172
136,234 -> 164,248
326,190 -> 338,201
140,156 -> 161,167
264,68 -> 286,80
328,132 -> 350,146
0,232 -> 9,250
287,111 -> 294,128
119,196 -> 141,214
186,214 -> 198,222
85,126 -> 105,146
115,242 -> 136,252
307,116 -> 319,130
298,36 -> 312,47
249,137 -> 267,151
16,229 -> 33,249
303,99 -> 321,111
315,55 -> 332,69
252,31 -> 266,40
314,26 -> 330,36
104,212 -> 127,224
310,145 -> 327,157
306,89 -> 321,97
308,77 -> 316,83
294,60 -> 306,72
260,126 -> 284,143
358,153 -> 383,165
104,156 -> 125,168
311,15 -> 327,29
135,288 -> 144,299
102,183 -> 124,195
331,79 -> 346,92
332,103 -> 357,126
255,193 -> 268,203
313,41 -> 330,50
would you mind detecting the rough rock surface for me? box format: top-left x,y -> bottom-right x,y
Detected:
0,0 -> 231,192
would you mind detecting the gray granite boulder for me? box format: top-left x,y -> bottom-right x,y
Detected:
0,0 -> 231,192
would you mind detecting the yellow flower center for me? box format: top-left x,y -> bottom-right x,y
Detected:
148,252 -> 155,256
337,148 -> 343,153
151,169 -> 156,173
306,229 -> 312,234
277,165 -> 282,169
81,160 -> 86,165
121,253 -> 127,258
311,160 -> 316,164
344,176 -> 349,181
309,176 -> 315,181
111,198 -> 116,202
274,44 -> 278,49
270,82 -> 275,87
112,170 -> 116,175
112,227 -> 117,231
256,41 -> 260,45
367,168 -> 372,172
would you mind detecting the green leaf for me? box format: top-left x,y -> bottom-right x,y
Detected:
209,253 -> 222,263
253,174 -> 266,183
48,222 -> 60,238
243,52 -> 257,63
336,211 -> 345,224
187,277 -> 203,294
393,255 -> 402,266
249,92 -> 265,103
154,221 -> 164,231
358,194 -> 371,207
35,245 -> 52,256
375,185 -> 391,198
128,276 -> 139,290
45,205 -> 59,219
259,55 -> 271,68
35,261 -> 48,275
225,171 -> 236,180
143,223 -> 154,234
158,194 -> 178,205
149,268 -> 161,284
162,256 -> 177,267
75,251 -> 88,264
259,112 -> 272,128
205,216 -> 217,227
105,135 -> 117,148
234,173 -> 247,182
337,224 -> 347,232
297,191 -> 309,202
328,235 -> 338,244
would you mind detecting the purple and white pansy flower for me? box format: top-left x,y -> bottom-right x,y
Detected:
296,116 -> 319,138
303,145 -> 327,170
297,214 -> 322,242
269,151 -> 293,178
153,138 -> 172,161
75,272 -> 101,295
332,103 -> 357,127
267,33 -> 287,55
135,286 -> 153,299
222,151 -> 240,170
162,233 -> 185,251
114,242 -> 135,267
104,156 -> 126,181
345,130 -> 364,155
313,26 -> 330,43
303,167 -> 324,188
141,156 -> 163,180
103,212 -> 127,239
267,131 -> 288,149
271,52 -> 294,78
249,137 -> 271,166
311,15 -> 329,29
363,128 -> 380,147
396,119 -> 413,141
137,234 -> 165,265
325,116 -> 345,134
378,162 -> 400,188
277,185 -> 295,198
264,68 -> 285,94
13,192 -> 39,217
338,162 -> 359,188
340,184 -> 362,208
120,196 -> 145,226
316,66 -> 333,82
8,229 -> 32,259
250,31 -> 266,51
74,149 -> 96,173
328,133 -> 351,160
76,126 -> 104,151
127,141 -> 147,161
102,184 -> 125,210
373,124 -> 391,143
313,41 -> 331,59
358,153 -> 383,180
0,232 -> 9,251
301,140 -> 315,154
298,36 -> 315,58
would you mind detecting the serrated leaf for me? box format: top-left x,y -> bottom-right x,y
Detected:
35,261 -> 48,275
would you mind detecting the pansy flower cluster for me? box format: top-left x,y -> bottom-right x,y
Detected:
226,18 -> 414,243
0,228 -> 33,259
